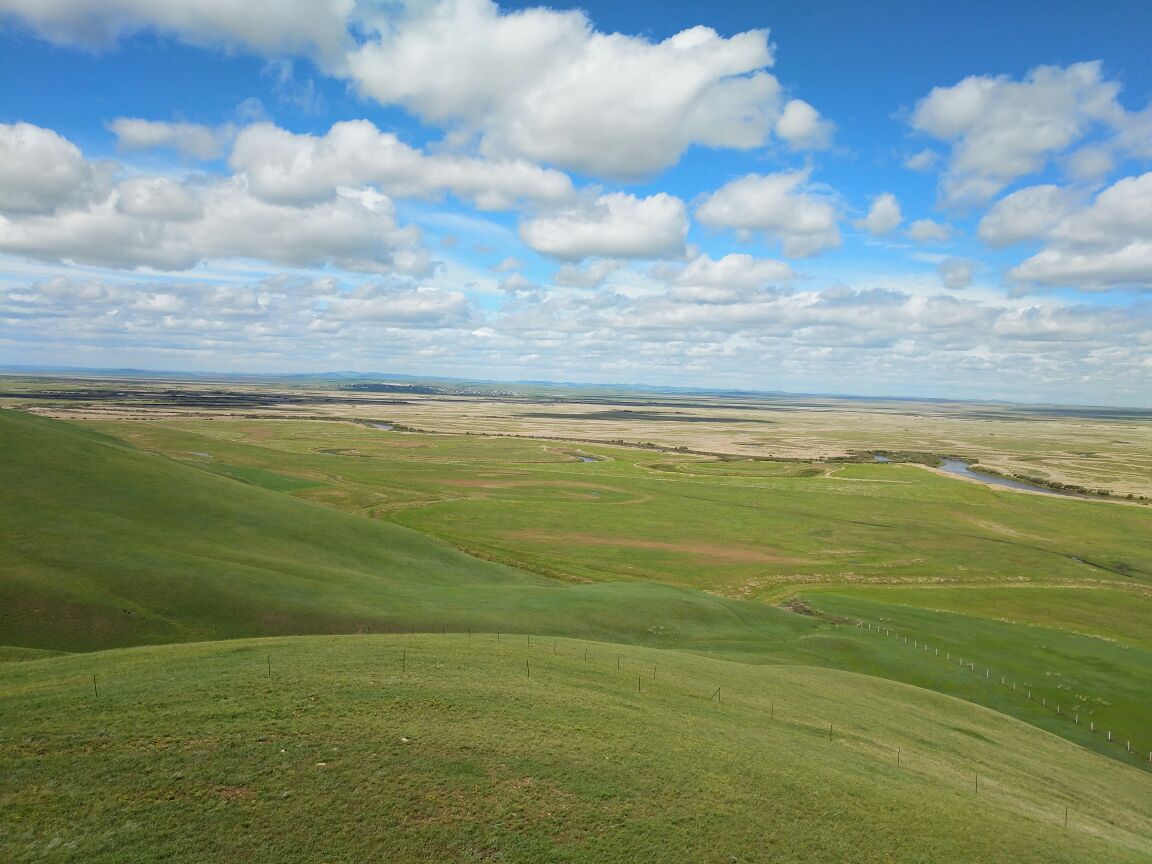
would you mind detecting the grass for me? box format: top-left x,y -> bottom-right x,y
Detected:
0,409 -> 821,655
4,406 -> 1152,858
2,634 -> 1150,863
7,412 -> 1147,761
87,418 -> 1152,600
805,584 -> 1152,648
790,591 -> 1152,766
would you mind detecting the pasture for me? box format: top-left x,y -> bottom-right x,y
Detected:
3,634 -> 1151,863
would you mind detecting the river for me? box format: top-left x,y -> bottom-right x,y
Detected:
935,459 -> 1087,498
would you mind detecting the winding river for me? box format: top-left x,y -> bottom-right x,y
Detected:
935,458 -> 1088,498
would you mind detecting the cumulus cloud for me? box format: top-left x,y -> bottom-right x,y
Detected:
553,259 -> 625,288
774,99 -> 833,150
0,126 -> 429,274
977,185 -> 1077,247
230,120 -> 573,210
0,179 -> 428,274
5,270 -> 1150,405
906,219 -> 954,244
0,122 -> 113,214
695,170 -> 841,258
664,253 -> 792,303
0,0 -> 355,64
4,1 -> 830,180
0,273 -> 477,376
325,283 -> 476,326
1010,172 -> 1152,288
114,176 -> 203,221
520,192 -> 688,261
854,192 -> 902,237
904,149 -> 938,172
1062,145 -> 1115,182
496,272 -> 542,297
911,62 -> 1124,207
109,118 -> 232,160
938,258 -> 975,290
1116,104 -> 1152,160
348,0 -> 796,178
485,272 -> 1151,402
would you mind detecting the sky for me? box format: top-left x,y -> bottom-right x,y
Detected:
1,1 -> 1150,406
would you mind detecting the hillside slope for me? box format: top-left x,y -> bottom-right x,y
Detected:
3,635 -> 1150,863
0,410 -> 815,653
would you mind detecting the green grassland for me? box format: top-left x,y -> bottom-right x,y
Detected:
88,417 -> 1151,598
5,373 -> 1151,496
44,415 -> 1148,762
0,410 -> 825,656
3,635 -> 1151,864
4,407 -> 1152,858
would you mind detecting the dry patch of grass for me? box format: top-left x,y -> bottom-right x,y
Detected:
502,530 -> 811,565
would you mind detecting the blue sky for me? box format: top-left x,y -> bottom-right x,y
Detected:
1,0 -> 1150,405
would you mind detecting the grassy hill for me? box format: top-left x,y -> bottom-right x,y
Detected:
3,635 -> 1150,863
6,410 -> 1150,764
3,409 -> 1152,860
0,409 -> 816,654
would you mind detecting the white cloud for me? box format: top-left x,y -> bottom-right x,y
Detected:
774,99 -> 833,150
497,272 -> 541,297
553,259 -> 625,288
5,270 -> 1150,405
911,62 -> 1124,207
348,0 -> 792,178
666,253 -> 792,303
1116,104 -> 1152,159
854,192 -> 902,237
109,118 -> 231,161
490,256 -> 522,273
114,176 -> 203,221
977,185 -> 1077,247
938,258 -> 975,291
1011,172 -> 1152,288
0,0 -> 355,64
0,122 -> 113,214
325,283 -> 475,327
230,120 -> 573,210
904,149 -> 938,172
695,170 -> 841,258
906,219 -> 954,245
0,176 -> 428,274
520,192 -> 688,261
1062,145 -> 1115,182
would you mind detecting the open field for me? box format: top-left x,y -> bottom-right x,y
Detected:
4,373 -> 1151,497
5,407 -> 1148,764
2,383 -> 1150,856
3,635 -> 1151,864
0,410 -> 818,656
80,417 -> 1152,600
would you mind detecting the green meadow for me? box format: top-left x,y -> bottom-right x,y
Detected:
2,407 -> 1151,861
3,635 -> 1151,864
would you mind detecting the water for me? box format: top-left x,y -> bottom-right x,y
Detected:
872,454 -> 892,463
936,459 -> 1084,497
373,423 -> 394,431
576,455 -> 596,463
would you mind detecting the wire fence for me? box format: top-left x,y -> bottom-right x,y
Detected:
851,617 -> 1151,766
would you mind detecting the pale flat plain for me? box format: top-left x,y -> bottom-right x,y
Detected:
5,375 -> 1151,497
